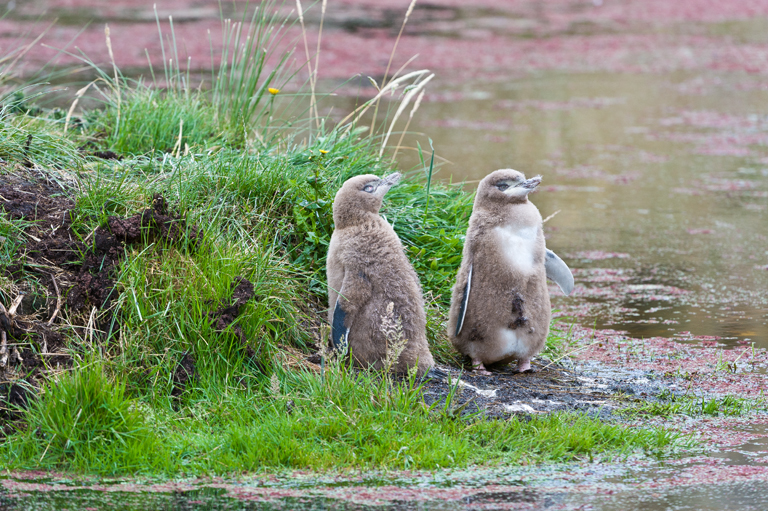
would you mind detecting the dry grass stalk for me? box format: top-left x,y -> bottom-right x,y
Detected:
8,294 -> 23,316
104,25 -> 121,132
391,88 -> 425,163
542,210 -> 561,224
86,306 -> 98,346
379,73 -> 434,158
173,118 -> 184,158
312,0 -> 328,128
370,0 -> 419,135
295,0 -> 318,128
64,82 -> 94,133
383,0 -> 418,85
338,69 -> 431,132
280,343 -> 322,373
0,21 -> 54,79
47,273 -> 62,325
269,372 -> 280,398
0,329 -> 7,368
0,296 -> 22,369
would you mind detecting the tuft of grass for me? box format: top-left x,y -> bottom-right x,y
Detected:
210,0 -> 297,145
113,227 -> 306,399
3,360 -> 163,474
0,105 -> 84,170
91,82 -> 222,156
385,178 -> 474,306
0,215 -> 30,267
623,392 -> 764,418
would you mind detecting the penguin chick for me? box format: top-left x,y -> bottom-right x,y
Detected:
447,169 -> 574,375
327,173 -> 435,375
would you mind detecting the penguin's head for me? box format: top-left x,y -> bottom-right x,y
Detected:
477,169 -> 541,205
332,173 -> 401,228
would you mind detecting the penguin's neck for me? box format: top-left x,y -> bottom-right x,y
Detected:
480,200 -> 540,229
334,210 -> 383,230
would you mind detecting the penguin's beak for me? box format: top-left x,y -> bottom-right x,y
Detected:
520,175 -> 541,192
376,172 -> 401,195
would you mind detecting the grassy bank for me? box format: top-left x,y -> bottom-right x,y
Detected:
0,4 -> 684,476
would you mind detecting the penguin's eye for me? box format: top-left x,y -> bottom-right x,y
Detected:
496,183 -> 509,191
363,184 -> 375,193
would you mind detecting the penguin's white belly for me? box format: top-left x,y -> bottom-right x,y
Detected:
483,328 -> 532,361
493,225 -> 537,273
499,328 -> 525,356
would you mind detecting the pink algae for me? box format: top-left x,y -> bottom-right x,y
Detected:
6,0 -> 768,84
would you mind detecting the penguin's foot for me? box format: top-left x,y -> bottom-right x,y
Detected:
472,359 -> 492,376
516,358 -> 532,373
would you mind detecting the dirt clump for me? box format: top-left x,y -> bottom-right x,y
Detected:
206,276 -> 260,358
171,352 -> 197,397
0,167 -> 200,410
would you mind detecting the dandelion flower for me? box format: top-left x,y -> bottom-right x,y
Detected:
319,149 -> 328,154
268,87 -> 280,95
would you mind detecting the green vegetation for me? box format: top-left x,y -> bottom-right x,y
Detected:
623,391 -> 765,418
0,2 -> 683,476
3,359 -> 681,474
9,360 -> 162,473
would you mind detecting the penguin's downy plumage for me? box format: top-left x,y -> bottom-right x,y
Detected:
327,173 -> 435,375
448,169 -> 574,374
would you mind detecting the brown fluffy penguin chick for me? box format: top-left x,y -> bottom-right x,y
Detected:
447,169 -> 574,375
327,173 -> 435,375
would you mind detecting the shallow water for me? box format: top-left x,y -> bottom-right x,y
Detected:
6,464 -> 768,510
390,70 -> 768,348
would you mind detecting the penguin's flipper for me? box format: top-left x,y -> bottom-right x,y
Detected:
331,272 -> 372,350
455,264 -> 473,336
545,249 -> 574,296
331,295 -> 350,350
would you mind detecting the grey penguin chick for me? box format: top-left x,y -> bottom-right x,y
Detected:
327,172 -> 436,375
447,169 -> 574,375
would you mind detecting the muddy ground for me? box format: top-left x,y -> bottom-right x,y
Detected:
421,359 -> 673,418
0,164 -> 205,426
0,164 -> 679,429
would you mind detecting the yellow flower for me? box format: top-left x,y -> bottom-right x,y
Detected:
268,87 -> 280,95
319,149 -> 328,154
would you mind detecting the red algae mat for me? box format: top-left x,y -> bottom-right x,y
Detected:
3,459 -> 768,509
6,0 -> 768,80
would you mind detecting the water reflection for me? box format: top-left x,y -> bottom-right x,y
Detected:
585,480 -> 768,511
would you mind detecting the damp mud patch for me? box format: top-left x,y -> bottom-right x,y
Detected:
418,359 -> 676,418
0,166 -> 200,418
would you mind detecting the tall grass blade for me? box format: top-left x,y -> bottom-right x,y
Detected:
423,138 -> 435,219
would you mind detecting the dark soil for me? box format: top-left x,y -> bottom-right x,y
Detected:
0,165 -> 200,419
171,352 -> 197,397
419,358 -> 670,418
206,276 -> 260,357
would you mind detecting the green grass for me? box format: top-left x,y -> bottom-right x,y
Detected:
0,2 -> 685,477
0,103 -> 84,171
91,82 -> 222,155
623,392 -> 765,418
2,360 -> 684,475
8,360 -> 163,473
